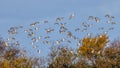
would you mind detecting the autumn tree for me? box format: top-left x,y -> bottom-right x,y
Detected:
48,46 -> 76,68
0,38 -> 44,68
48,33 -> 120,68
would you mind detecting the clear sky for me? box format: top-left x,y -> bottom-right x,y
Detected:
0,0 -> 120,57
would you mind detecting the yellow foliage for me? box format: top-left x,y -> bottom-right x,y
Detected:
3,60 -> 10,68
78,34 -> 108,57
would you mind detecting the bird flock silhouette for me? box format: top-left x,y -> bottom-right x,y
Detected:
4,13 -> 117,55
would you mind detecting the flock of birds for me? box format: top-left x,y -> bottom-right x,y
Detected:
4,13 -> 117,55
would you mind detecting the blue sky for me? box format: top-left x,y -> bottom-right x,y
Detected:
0,0 -> 120,57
